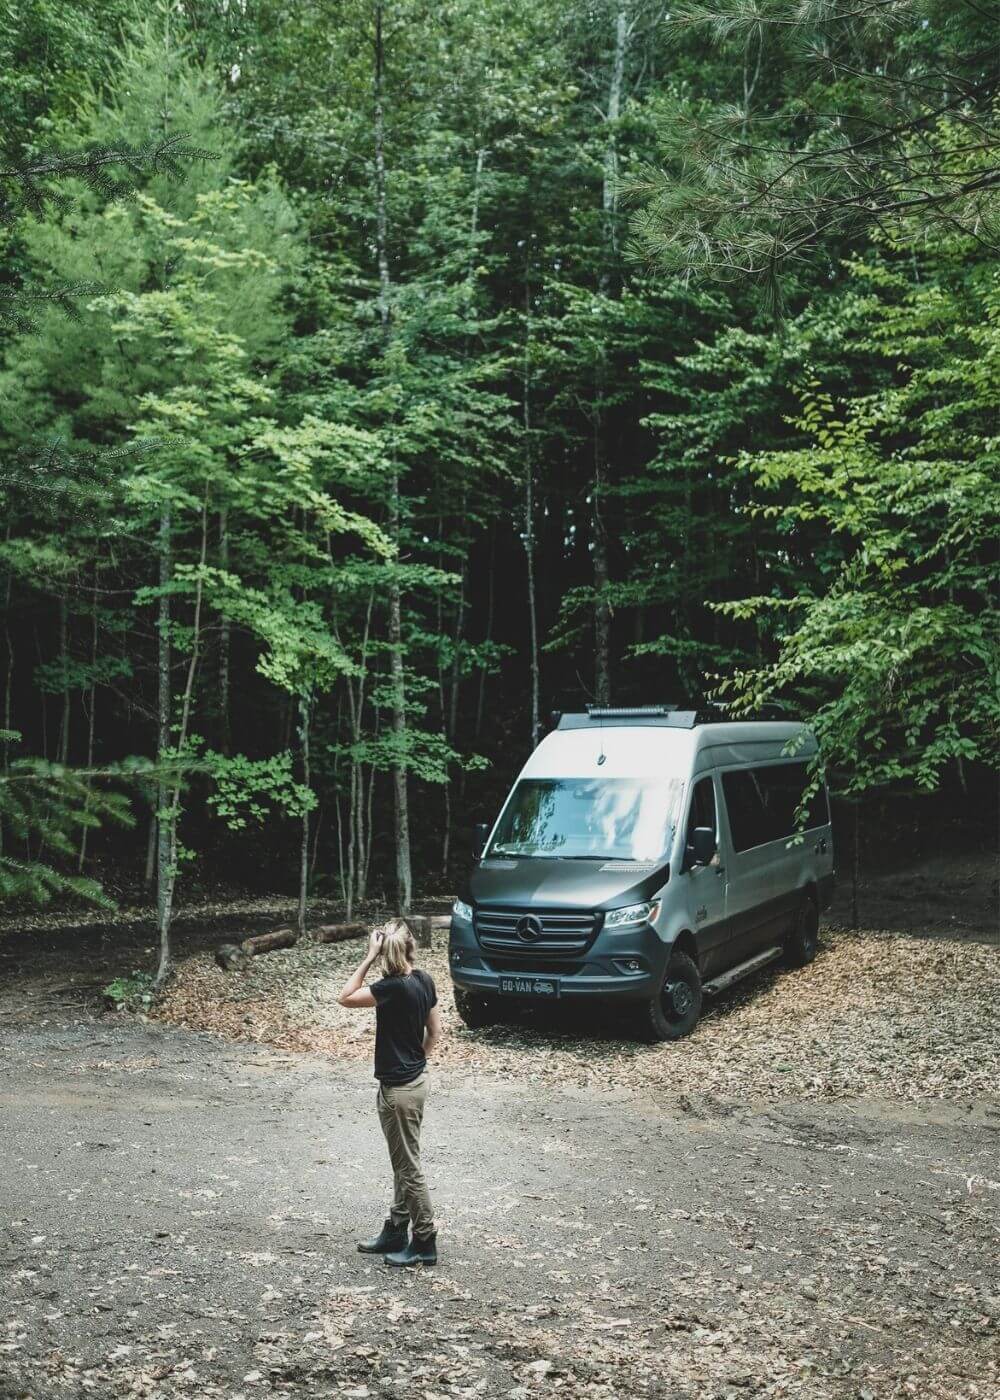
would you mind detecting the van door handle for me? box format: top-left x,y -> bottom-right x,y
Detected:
814,839 -> 827,855
715,865 -> 726,877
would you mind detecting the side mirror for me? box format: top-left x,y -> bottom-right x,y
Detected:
690,827 -> 716,867
473,822 -> 490,856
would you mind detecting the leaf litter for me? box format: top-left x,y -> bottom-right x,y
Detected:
157,928 -> 1000,1102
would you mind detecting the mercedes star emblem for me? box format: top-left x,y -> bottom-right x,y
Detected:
515,914 -> 543,942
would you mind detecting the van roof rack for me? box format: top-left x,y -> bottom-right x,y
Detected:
556,705 -> 705,730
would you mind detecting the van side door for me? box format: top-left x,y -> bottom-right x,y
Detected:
757,762 -> 834,914
680,774 -> 729,976
718,768 -> 787,963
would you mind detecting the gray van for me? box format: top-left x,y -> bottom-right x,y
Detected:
449,707 -> 834,1039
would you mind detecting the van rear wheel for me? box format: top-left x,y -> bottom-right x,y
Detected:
785,895 -> 819,967
454,986 -> 501,1030
641,951 -> 702,1042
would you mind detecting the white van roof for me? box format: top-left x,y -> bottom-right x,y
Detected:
521,716 -> 816,782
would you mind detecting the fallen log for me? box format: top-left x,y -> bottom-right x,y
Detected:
312,921 -> 370,945
216,925 -> 299,971
310,913 -> 452,947
215,942 -> 252,972
240,927 -> 298,956
217,908 -> 456,970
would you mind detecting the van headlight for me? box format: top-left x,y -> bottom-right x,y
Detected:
604,900 -> 660,928
452,898 -> 473,923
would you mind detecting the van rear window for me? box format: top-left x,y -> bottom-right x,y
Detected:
722,763 -> 828,853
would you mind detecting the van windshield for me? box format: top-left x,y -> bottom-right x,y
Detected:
488,777 -> 684,861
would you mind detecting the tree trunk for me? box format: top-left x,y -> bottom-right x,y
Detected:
57,595 -> 71,765
592,423 -> 612,707
346,758 -> 357,920
741,24 -> 762,138
3,548 -> 13,757
388,541 -> 412,912
344,665 -> 360,920
442,781 -> 451,880
297,693 -> 311,940
309,801 -> 323,887
374,2 -> 391,332
475,523 -> 496,741
523,280 -> 541,746
154,505 -> 173,989
339,589 -> 375,918
603,9 -> 628,258
145,813 -> 157,886
374,1 -> 412,913
218,506 -> 231,753
362,756 -> 376,900
77,581 -> 99,872
851,801 -> 861,930
442,520 -> 467,878
156,492 -> 209,989
335,789 -> 348,910
281,692 -> 294,751
1,553 -> 12,861
447,538 -> 466,743
34,625 -> 48,762
592,7 -> 630,709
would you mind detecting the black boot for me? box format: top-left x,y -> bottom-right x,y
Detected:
357,1218 -> 408,1255
384,1232 -> 437,1267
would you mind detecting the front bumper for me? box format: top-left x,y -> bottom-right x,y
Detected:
448,914 -> 668,1000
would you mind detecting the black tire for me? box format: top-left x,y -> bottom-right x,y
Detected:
640,951 -> 703,1042
453,986 -> 501,1029
785,894 -> 819,967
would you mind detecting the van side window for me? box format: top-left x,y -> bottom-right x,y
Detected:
721,770 -> 768,853
685,776 -> 716,848
755,763 -> 830,838
724,763 -> 830,851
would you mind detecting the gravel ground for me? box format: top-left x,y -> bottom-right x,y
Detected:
3,903 -> 998,1400
2,1015 -> 998,1400
157,928 -> 1000,1102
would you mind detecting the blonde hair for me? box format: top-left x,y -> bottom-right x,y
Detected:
380,918 -> 416,977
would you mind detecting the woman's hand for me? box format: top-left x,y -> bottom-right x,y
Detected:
337,931 -> 383,1008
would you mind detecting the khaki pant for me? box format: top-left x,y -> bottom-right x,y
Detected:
376,1072 -> 435,1238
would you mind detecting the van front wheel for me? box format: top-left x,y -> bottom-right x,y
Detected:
641,951 -> 702,1042
453,986 -> 501,1030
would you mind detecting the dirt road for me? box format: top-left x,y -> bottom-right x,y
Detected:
2,1007 -> 998,1400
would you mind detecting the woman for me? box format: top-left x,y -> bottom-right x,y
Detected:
338,918 -> 442,1267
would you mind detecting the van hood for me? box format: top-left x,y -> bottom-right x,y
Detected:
464,856 -> 669,911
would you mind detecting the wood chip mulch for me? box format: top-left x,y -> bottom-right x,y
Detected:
156,929 -> 1000,1101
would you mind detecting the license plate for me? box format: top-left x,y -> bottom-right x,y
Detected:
498,974 -> 560,998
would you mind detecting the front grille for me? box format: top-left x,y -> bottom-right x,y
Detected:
474,906 -> 600,957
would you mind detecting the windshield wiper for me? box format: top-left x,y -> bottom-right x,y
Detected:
558,854 -> 618,860
562,853 -> 664,862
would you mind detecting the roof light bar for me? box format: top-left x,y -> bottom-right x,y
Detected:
557,707 -> 703,730
586,705 -> 678,718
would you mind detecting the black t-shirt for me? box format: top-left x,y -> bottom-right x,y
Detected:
371,969 -> 437,1086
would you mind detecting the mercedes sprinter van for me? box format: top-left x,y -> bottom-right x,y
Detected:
449,706 -> 834,1040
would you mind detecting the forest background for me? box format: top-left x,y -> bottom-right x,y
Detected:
1,0 -> 997,981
